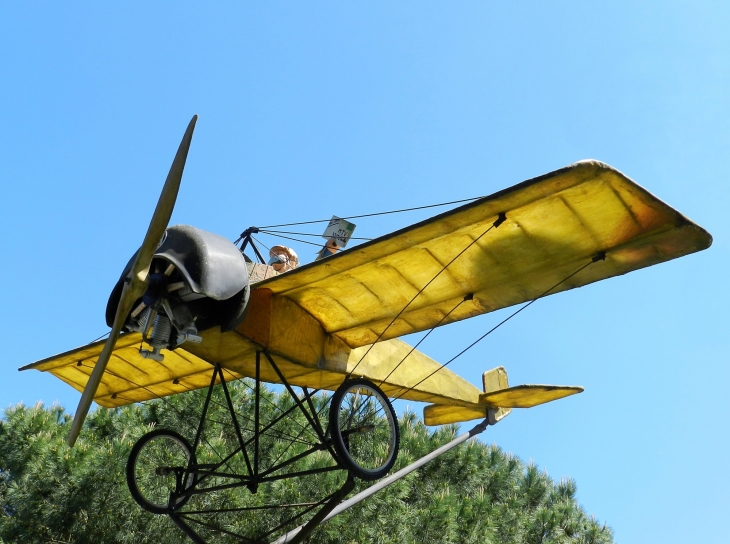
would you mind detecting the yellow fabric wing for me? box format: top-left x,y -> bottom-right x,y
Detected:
20,333 -> 230,408
21,160 -> 711,420
256,160 -> 711,348
20,328 -> 484,410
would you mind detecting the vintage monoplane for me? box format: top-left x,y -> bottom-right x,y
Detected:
20,116 -> 712,543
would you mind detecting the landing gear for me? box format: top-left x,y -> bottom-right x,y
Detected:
329,378 -> 399,481
126,429 -> 196,515
125,355 -> 401,543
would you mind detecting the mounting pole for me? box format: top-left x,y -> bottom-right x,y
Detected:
269,416 -> 493,544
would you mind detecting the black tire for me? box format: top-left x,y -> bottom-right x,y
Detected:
329,378 -> 399,480
126,429 -> 196,514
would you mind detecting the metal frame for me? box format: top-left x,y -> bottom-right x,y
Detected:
130,350 -> 491,544
139,350 -> 353,544
238,227 -> 267,264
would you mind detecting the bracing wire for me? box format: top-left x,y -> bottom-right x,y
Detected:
377,296 -> 470,389
258,229 -> 373,241
391,253 -> 605,402
251,235 -> 272,253
347,212 -> 507,378
219,365 -> 323,447
80,362 -> 228,461
256,231 -> 326,248
89,331 -> 111,343
257,196 -> 484,229
238,193 -> 485,262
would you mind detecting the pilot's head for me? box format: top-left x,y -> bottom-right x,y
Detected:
268,246 -> 300,272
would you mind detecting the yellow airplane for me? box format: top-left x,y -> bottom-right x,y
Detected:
19,116 -> 711,542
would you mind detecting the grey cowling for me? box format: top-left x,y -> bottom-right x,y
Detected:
106,225 -> 250,333
156,225 -> 249,301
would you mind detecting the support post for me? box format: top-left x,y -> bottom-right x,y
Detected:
269,417 -> 491,544
168,513 -> 207,544
279,477 -> 356,544
254,351 -> 261,477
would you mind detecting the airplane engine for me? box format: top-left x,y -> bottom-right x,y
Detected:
106,225 -> 250,361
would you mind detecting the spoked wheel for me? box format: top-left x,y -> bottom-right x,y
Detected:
329,378 -> 399,481
126,429 -> 196,514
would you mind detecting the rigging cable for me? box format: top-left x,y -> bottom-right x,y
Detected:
391,252 -> 606,402
89,331 -> 111,344
257,196 -> 484,229
347,212 -> 507,379
219,365 -> 329,447
256,230 -> 328,248
376,296 -> 471,390
258,229 -> 373,241
251,235 -> 272,253
76,361 -> 228,462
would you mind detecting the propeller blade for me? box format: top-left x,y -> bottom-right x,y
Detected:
66,295 -> 132,446
132,114 -> 198,284
67,115 -> 198,446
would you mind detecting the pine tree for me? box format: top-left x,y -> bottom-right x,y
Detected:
0,382 -> 613,544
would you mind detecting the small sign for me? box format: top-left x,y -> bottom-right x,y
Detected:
322,216 -> 356,248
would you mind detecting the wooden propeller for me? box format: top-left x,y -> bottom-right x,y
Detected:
67,115 -> 198,446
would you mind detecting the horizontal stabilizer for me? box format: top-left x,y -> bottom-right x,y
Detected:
422,366 -> 583,425
479,385 -> 583,408
423,405 -> 487,426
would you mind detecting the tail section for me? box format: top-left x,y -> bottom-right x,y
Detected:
423,366 -> 583,426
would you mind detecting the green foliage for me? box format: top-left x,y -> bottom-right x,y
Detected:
0,384 -> 613,544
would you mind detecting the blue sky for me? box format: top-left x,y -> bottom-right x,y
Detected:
1,3 -> 727,543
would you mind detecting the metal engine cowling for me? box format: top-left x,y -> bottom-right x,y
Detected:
106,225 -> 251,357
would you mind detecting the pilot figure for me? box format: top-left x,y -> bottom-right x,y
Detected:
268,245 -> 300,273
